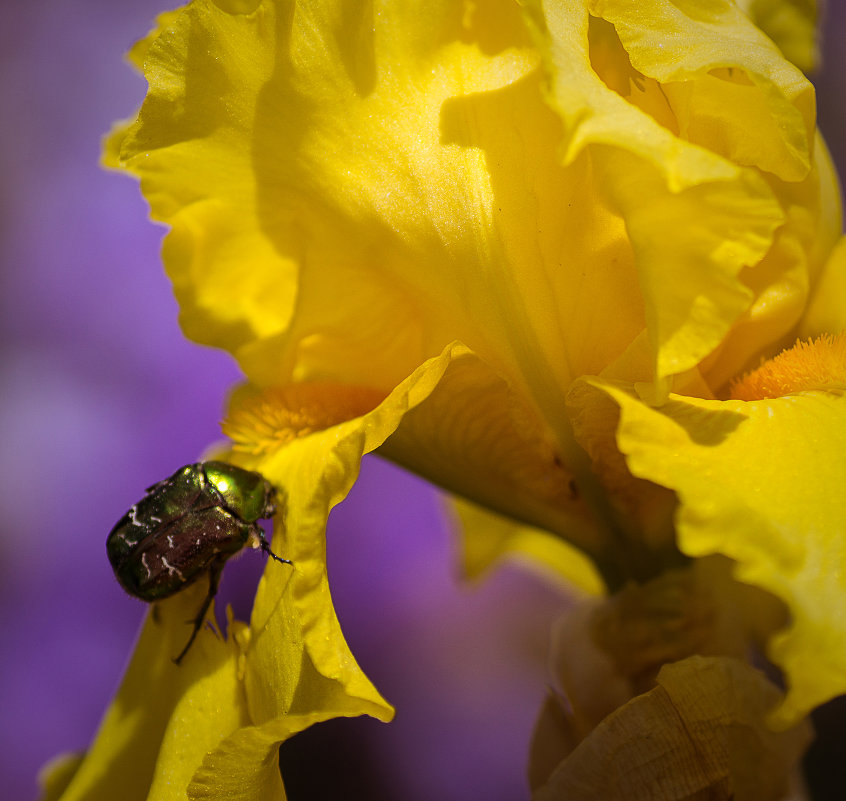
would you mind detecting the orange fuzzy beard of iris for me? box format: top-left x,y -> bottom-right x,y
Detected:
730,333 -> 846,401
223,383 -> 387,456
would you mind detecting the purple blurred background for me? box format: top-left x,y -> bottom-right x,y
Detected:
1,3 -> 844,800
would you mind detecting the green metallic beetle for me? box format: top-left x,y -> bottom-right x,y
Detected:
107,461 -> 292,663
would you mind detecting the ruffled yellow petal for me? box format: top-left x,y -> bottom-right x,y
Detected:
108,1 -> 835,543
113,0 -> 537,381
53,583 -> 246,801
224,344 -> 494,730
113,3 -> 300,356
595,0 -> 814,180
697,133 -> 842,392
126,8 -> 184,71
101,8 -> 185,172
112,0 -> 637,505
587,377 -> 846,724
107,0 -> 836,444
526,0 -> 813,381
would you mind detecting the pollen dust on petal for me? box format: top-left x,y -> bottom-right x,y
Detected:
730,333 -> 846,401
222,383 -> 387,456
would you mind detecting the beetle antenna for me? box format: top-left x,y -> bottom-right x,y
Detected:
259,535 -> 292,566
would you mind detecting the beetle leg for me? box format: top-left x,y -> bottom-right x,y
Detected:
173,556 -> 226,665
257,527 -> 293,566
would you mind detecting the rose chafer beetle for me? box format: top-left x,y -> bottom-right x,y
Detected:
107,461 -> 291,664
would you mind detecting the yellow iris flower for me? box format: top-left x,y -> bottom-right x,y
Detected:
46,0 -> 845,798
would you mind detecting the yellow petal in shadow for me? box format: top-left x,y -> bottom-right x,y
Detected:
38,753 -> 84,801
189,710 -> 353,801
450,496 -> 605,597
735,0 -> 820,73
532,656 -> 811,800
377,349 -> 604,558
801,235 -> 846,339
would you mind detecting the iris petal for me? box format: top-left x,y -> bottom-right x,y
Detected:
586,378 -> 846,724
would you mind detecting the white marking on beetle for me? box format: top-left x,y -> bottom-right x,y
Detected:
112,530 -> 130,545
160,556 -> 184,580
141,552 -> 151,579
167,534 -> 175,549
